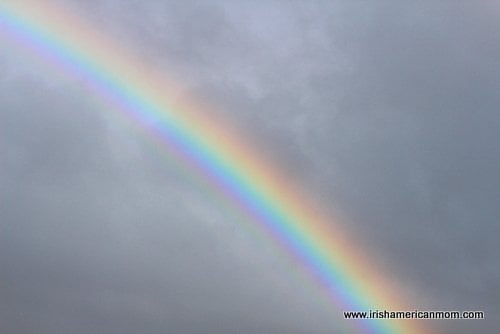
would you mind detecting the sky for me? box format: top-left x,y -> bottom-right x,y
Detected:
1,1 -> 499,333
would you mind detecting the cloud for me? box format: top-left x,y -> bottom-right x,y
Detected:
1,1 -> 499,333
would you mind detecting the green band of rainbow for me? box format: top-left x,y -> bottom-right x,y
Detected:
0,2 -> 429,333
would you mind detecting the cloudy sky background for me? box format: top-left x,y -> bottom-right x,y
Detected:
1,1 -> 499,333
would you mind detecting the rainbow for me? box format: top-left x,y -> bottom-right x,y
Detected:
0,2 -> 429,333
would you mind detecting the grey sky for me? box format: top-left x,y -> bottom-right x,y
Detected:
1,1 -> 499,333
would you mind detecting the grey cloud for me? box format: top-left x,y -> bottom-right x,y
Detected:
1,1 -> 499,333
